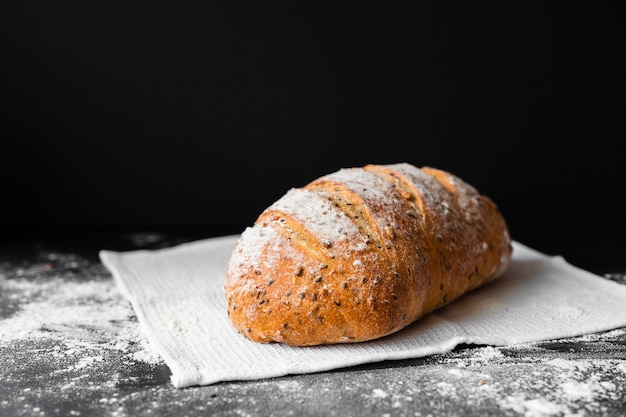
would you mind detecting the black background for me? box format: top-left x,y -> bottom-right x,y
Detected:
2,2 -> 625,239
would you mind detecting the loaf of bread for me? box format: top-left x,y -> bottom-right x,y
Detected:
224,163 -> 512,346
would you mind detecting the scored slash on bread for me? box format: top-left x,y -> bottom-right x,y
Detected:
224,163 -> 513,346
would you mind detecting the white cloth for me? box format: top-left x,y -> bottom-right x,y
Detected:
100,237 -> 626,388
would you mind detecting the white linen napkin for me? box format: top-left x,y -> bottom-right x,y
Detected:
99,236 -> 626,388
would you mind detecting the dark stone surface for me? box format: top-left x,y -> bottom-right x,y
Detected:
1,225 -> 625,416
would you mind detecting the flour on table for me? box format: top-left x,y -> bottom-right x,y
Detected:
3,239 -> 626,417
0,249 -> 165,393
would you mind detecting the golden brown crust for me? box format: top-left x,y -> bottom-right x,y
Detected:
224,163 -> 512,346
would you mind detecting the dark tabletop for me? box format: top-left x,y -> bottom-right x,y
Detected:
1,224 -> 625,417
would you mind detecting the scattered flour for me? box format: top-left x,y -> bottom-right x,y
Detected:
372,339 -> 626,417
372,388 -> 389,398
0,251 -> 164,371
132,339 -> 164,365
2,240 -> 626,417
0,277 -> 131,341
494,352 -> 626,416
1,247 -> 168,417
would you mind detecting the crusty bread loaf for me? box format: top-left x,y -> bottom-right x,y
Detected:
224,163 -> 512,346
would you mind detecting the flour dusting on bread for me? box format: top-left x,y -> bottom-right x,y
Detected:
224,163 -> 512,346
